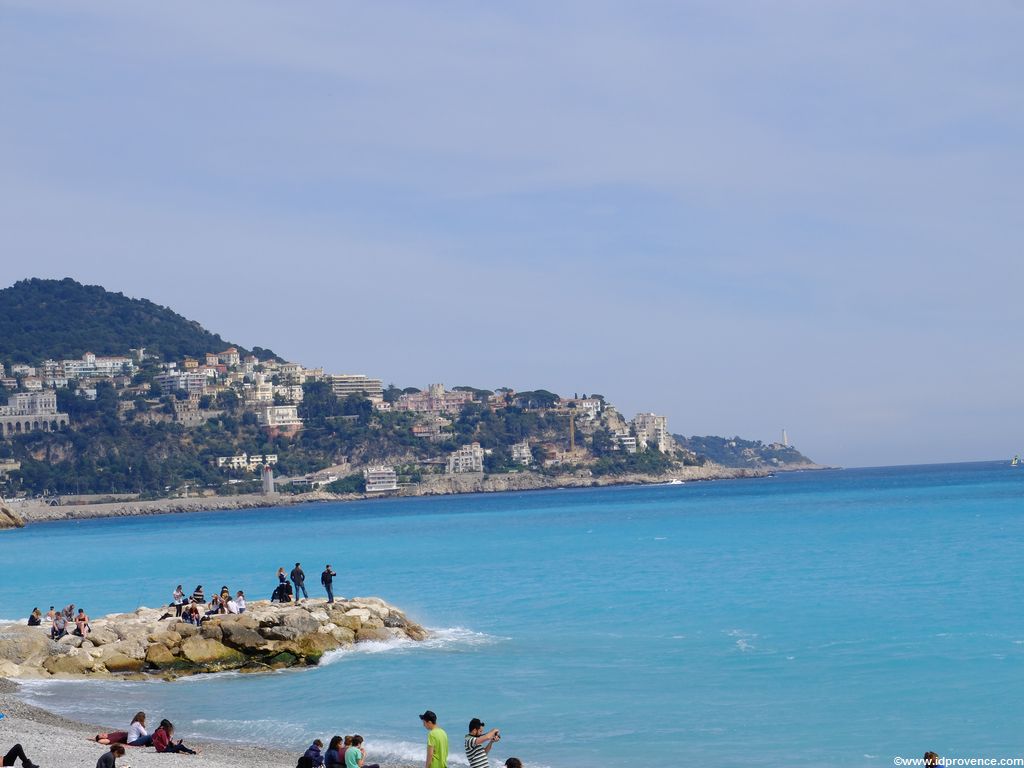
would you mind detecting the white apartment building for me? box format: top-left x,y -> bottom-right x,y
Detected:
616,433 -> 638,454
154,371 -> 207,396
447,442 -> 485,474
632,413 -> 671,453
327,374 -> 384,402
257,404 -> 303,434
215,453 -> 279,471
511,441 -> 533,465
364,465 -> 399,493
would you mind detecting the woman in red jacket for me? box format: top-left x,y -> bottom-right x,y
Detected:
152,720 -> 199,755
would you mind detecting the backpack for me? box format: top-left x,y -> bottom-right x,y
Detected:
297,755 -> 314,768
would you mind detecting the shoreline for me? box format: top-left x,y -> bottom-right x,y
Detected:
0,678 -> 418,768
4,463 -> 832,526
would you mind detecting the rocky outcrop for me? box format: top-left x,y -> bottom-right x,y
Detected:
0,502 -> 25,529
0,597 -> 427,680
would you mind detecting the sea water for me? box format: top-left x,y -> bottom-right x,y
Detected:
2,462 -> 1023,768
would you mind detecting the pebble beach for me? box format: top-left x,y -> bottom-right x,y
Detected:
0,679 -> 416,768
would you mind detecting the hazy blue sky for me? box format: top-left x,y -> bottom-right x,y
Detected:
2,1 -> 1021,467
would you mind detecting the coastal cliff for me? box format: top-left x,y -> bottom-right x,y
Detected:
0,598 -> 426,680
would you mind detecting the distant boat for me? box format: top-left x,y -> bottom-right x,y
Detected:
663,479 -> 685,485
1013,455 -> 1020,467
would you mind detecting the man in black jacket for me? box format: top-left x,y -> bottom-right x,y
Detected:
321,564 -> 338,604
290,562 -> 308,603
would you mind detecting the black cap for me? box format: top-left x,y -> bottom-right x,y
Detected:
468,718 -> 485,731
419,710 -> 437,723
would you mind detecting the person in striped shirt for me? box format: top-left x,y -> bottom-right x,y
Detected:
464,718 -> 500,768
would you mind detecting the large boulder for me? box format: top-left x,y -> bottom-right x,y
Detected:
0,630 -> 52,665
199,623 -> 223,642
278,610 -> 319,635
0,503 -> 25,529
330,627 -> 356,645
172,622 -> 199,638
291,632 -> 339,662
144,644 -> 177,669
355,626 -> 393,643
329,614 -> 362,632
148,630 -> 182,647
260,625 -> 301,642
220,623 -> 270,653
57,634 -> 83,648
43,650 -> 97,675
103,653 -> 145,674
180,636 -> 244,666
88,627 -> 119,647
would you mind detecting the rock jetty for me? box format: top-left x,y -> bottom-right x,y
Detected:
0,598 -> 426,680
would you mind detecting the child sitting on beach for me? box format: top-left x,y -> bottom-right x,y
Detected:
152,720 -> 199,755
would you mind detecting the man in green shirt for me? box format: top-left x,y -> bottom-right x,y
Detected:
419,710 -> 448,768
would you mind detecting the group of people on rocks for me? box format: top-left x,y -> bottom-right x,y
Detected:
93,711 -> 200,759
159,584 -> 246,624
25,604 -> 90,640
272,563 -> 337,604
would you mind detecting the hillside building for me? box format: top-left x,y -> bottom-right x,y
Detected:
364,465 -> 398,493
327,374 -> 384,403
447,442 -> 485,474
0,392 -> 70,437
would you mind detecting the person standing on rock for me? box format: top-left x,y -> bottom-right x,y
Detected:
291,562 -> 308,603
420,710 -> 448,768
321,564 -> 337,603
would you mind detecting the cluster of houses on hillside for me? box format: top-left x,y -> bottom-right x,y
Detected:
1,348 -> 675,495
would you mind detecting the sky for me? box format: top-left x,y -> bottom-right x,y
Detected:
1,1 -> 1022,468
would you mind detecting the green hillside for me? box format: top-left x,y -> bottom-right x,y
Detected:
0,278 -> 279,364
674,434 -> 820,469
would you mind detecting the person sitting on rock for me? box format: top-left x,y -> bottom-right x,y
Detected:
44,606 -> 56,622
182,604 -> 202,626
219,585 -> 230,602
152,720 -> 198,755
27,607 -> 42,626
74,608 -> 91,637
204,595 -> 223,617
2,744 -> 40,768
62,603 -> 75,621
96,744 -> 125,768
190,585 -> 204,604
50,612 -> 68,640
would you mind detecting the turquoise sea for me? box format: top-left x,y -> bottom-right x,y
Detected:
2,462 -> 1023,767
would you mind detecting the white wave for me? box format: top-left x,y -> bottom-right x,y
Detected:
321,626 -> 504,665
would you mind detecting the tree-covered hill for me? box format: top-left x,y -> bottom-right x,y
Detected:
673,434 -> 820,469
0,278 -> 279,364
